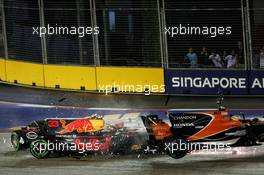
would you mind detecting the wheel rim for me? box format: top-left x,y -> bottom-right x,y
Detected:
30,140 -> 49,158
11,134 -> 19,151
165,138 -> 188,159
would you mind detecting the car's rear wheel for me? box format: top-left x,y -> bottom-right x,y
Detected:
11,131 -> 24,151
30,139 -> 50,159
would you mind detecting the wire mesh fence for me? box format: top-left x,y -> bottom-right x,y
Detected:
0,0 -> 263,70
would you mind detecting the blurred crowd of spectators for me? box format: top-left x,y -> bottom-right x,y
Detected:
184,47 -> 241,69
253,46 -> 264,69
183,45 -> 264,69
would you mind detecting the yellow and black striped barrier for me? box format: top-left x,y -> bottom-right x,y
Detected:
0,58 -> 165,94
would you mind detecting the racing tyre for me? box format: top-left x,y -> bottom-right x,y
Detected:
11,131 -> 24,151
30,139 -> 50,159
164,138 -> 188,159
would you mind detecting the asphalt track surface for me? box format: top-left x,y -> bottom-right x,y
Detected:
0,102 -> 264,175
1,84 -> 264,175
1,83 -> 264,109
0,132 -> 264,175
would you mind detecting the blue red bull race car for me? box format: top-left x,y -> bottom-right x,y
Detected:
11,114 -> 143,159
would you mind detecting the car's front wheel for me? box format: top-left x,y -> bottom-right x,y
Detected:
11,131 -> 24,151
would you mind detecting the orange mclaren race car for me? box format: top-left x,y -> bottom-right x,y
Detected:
141,107 -> 264,159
